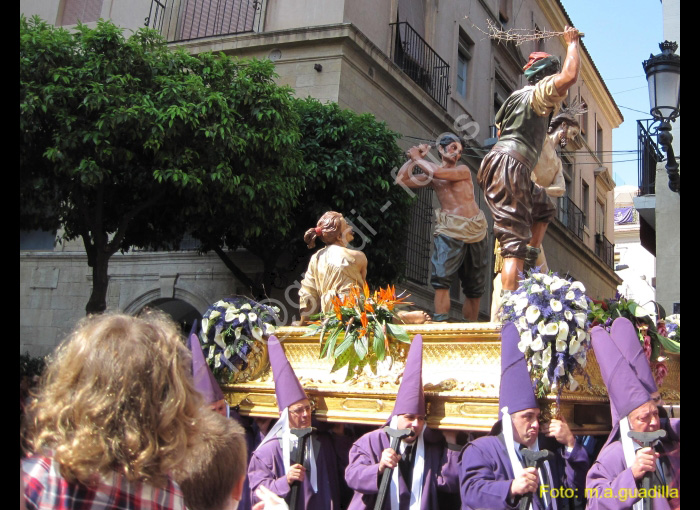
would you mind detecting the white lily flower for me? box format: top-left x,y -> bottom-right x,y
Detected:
514,296 -> 529,313
550,278 -> 568,292
570,281 -> 586,292
565,290 -> 576,301
564,310 -> 573,321
542,344 -> 552,366
209,310 -> 221,320
576,353 -> 587,367
213,333 -> 226,350
557,321 -> 569,341
240,303 -> 252,310
574,313 -> 586,329
518,330 -> 533,352
550,299 -> 562,312
531,335 -> 544,351
265,323 -> 276,335
541,372 -> 551,391
201,318 -> 210,335
518,316 -> 529,331
273,306 -> 281,313
214,353 -> 222,368
215,300 -> 227,308
225,308 -> 237,322
545,322 -> 559,337
542,274 -> 553,286
530,284 -> 544,293
526,306 -> 541,324
208,345 -> 215,359
251,326 -> 263,341
238,313 -> 247,323
556,336 -> 567,352
224,344 -> 233,358
569,338 -> 581,355
568,373 -> 579,391
532,273 -> 545,281
538,321 -> 547,335
576,297 -> 589,310
248,312 -> 258,323
532,351 -> 542,367
577,329 -> 587,343
234,327 -> 242,339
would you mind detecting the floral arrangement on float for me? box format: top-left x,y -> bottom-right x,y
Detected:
305,283 -> 410,377
588,294 -> 679,387
499,271 -> 591,404
200,296 -> 280,382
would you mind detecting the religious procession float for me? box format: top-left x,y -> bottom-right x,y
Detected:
198,274 -> 679,436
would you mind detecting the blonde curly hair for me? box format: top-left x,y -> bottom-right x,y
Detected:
23,310 -> 206,488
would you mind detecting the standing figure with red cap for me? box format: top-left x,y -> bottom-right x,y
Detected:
344,335 -> 461,509
247,336 -> 349,510
478,26 -> 581,302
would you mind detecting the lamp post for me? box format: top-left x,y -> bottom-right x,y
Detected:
642,41 -> 680,193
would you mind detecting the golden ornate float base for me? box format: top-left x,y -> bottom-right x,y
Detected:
222,323 -> 680,434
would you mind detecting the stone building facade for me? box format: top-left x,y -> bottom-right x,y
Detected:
20,0 -> 622,355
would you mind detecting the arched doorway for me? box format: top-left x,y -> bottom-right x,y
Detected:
143,298 -> 201,336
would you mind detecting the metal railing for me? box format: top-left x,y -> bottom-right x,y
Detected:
595,233 -> 614,269
404,187 -> 434,285
637,119 -> 663,196
557,196 -> 584,241
390,21 -> 450,110
146,0 -> 263,42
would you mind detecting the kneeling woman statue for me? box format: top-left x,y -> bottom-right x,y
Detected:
295,211 -> 429,325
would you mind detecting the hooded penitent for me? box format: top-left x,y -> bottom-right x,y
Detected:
387,334 -> 426,510
499,322 -> 538,418
256,336 -> 318,494
610,317 -> 658,395
190,320 -> 225,404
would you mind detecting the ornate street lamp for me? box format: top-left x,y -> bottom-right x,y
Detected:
642,41 -> 680,193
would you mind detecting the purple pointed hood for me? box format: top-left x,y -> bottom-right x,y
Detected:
267,335 -> 308,411
591,325 -> 650,420
610,317 -> 657,394
499,322 -> 537,417
390,334 -> 425,418
190,320 -> 225,404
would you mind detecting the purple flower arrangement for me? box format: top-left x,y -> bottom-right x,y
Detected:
200,296 -> 280,382
499,271 -> 592,401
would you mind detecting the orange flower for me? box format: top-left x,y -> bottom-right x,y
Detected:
364,300 -> 375,314
360,311 -> 368,330
363,281 -> 370,299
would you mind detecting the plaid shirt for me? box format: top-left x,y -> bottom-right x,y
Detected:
22,455 -> 186,510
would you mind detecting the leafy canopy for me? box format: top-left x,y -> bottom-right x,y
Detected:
20,16 -> 301,312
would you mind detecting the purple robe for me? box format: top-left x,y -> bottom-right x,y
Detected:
345,427 -> 460,510
585,433 -> 680,510
247,431 -> 345,510
459,432 -> 589,510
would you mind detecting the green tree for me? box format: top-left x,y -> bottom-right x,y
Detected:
238,98 -> 415,296
20,16 -> 301,313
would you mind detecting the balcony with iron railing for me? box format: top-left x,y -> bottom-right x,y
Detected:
637,119 -> 663,196
146,0 -> 263,42
557,196 -> 584,241
595,233 -> 614,270
390,21 -> 450,110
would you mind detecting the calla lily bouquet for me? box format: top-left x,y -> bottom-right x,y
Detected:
201,296 -> 280,382
305,283 -> 411,377
499,271 -> 591,400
